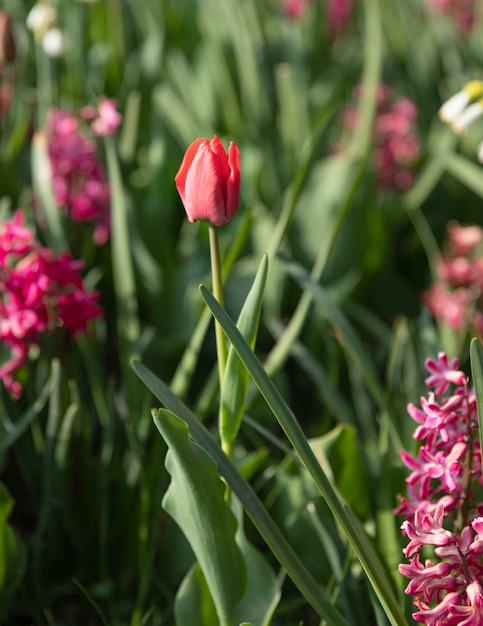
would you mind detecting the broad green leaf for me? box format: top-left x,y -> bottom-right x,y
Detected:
233,500 -> 281,626
174,503 -> 281,626
0,483 -> 26,615
220,255 -> 268,446
154,409 -> 246,625
174,563 -> 218,626
133,360 -> 350,626
470,338 -> 483,484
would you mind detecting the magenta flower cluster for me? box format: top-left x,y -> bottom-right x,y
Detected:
281,0 -> 354,33
0,210 -> 102,398
423,222 -> 483,337
281,0 -> 313,20
46,98 -> 121,246
427,0 -> 476,34
337,83 -> 421,190
397,352 -> 483,624
326,0 -> 355,35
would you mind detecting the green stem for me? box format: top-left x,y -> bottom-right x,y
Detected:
209,226 -> 231,464
209,225 -> 228,394
35,41 -> 52,127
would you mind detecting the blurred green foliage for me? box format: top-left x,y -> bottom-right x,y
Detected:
2,0 -> 483,623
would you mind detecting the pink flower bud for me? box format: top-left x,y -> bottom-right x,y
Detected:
90,97 -> 122,137
175,136 -> 240,227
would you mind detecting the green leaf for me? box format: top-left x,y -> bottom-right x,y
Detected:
233,500 -> 281,626
31,130 -> 67,252
470,338 -> 483,484
0,372 -> 56,454
133,360 -> 349,625
105,135 -> 144,421
174,502 -> 281,626
220,255 -> 268,446
442,153 -> 483,200
281,257 -> 388,423
311,424 -> 371,519
154,409 -> 246,625
174,563 -> 218,626
0,483 -> 26,616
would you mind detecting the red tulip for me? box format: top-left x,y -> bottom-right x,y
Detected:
175,136 -> 240,227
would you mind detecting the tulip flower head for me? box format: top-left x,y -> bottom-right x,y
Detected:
175,136 -> 240,227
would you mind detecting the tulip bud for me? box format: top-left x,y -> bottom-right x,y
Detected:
175,135 -> 240,227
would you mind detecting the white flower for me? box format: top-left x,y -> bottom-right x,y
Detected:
42,28 -> 66,57
451,101 -> 483,133
26,3 -> 57,38
439,91 -> 471,124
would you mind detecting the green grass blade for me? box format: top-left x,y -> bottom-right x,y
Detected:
282,258 -> 388,421
105,135 -> 142,414
470,338 -> 483,483
106,136 -> 140,359
0,375 -> 55,454
442,153 -> 483,200
31,130 -> 67,252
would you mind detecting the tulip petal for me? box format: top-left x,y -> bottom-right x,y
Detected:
225,142 -> 240,222
175,138 -> 208,208
184,145 -> 228,225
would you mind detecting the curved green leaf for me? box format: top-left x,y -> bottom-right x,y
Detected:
154,409 -> 246,625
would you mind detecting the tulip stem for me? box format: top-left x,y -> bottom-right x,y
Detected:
209,225 -> 228,398
209,225 -> 232,473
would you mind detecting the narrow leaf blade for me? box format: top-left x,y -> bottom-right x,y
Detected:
470,338 -> 483,483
